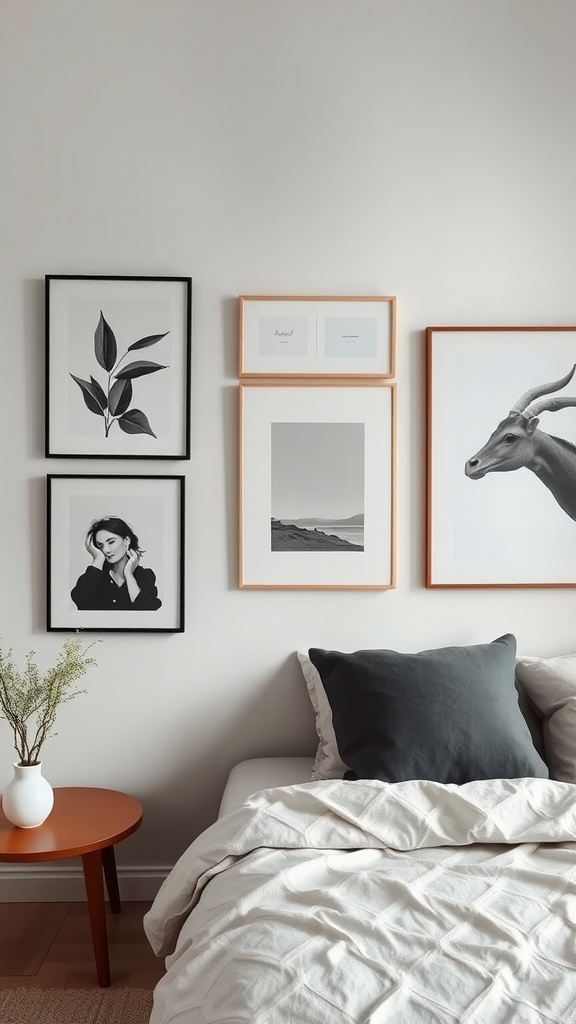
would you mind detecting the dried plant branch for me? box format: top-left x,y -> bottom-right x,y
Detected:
0,639 -> 98,766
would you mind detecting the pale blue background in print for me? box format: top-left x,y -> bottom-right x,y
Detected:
324,317 -> 377,358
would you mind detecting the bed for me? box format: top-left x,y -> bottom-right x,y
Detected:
144,637 -> 576,1023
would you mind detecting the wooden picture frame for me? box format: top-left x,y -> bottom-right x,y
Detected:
239,381 -> 396,589
45,275 -> 192,458
47,474 -> 185,632
426,325 -> 576,587
239,295 -> 396,378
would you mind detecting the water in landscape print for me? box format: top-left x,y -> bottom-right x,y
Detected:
281,519 -> 364,547
271,421 -> 365,552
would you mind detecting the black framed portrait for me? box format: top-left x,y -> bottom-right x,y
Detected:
47,474 -> 185,632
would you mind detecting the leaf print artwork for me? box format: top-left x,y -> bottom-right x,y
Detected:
70,312 -> 168,438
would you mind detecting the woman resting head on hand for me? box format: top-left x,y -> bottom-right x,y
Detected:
71,516 -> 162,611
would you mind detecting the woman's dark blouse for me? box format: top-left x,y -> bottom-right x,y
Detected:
71,565 -> 162,611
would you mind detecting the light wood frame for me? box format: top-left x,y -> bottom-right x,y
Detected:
239,380 -> 396,589
426,325 -> 576,588
239,295 -> 396,378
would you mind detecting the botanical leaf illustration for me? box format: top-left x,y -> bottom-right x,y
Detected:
94,312 -> 117,371
89,376 -> 108,410
70,374 -> 106,417
117,409 -> 157,437
114,360 -> 167,380
108,378 -> 133,416
127,332 -> 169,352
71,313 -> 170,439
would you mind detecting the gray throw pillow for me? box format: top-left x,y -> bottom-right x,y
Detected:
308,634 -> 549,784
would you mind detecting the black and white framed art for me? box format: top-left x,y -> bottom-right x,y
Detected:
426,326 -> 576,587
45,275 -> 191,458
47,474 -> 185,632
239,381 -> 396,589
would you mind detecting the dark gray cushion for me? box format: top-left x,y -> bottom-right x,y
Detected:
308,634 -> 549,784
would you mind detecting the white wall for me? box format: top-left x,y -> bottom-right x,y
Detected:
2,0 -> 576,892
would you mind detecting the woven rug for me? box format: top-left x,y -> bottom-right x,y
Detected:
0,987 -> 153,1023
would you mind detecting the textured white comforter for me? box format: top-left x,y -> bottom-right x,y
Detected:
144,778 -> 576,1023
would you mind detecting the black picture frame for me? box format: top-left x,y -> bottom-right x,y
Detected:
45,275 -> 192,459
47,474 -> 185,632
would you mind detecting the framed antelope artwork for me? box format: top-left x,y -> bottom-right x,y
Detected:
426,325 -> 576,587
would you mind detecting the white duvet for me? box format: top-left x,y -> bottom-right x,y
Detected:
144,777 -> 576,1023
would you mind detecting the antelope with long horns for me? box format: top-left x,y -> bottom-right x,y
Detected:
464,365 -> 576,521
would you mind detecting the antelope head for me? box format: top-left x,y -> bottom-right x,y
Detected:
465,365 -> 576,479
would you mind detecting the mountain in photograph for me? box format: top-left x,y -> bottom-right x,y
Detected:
271,514 -> 364,552
281,513 -> 364,528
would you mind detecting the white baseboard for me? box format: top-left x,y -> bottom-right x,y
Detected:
0,864 -> 170,902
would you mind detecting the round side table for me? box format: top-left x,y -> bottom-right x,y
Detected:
0,787 -> 143,987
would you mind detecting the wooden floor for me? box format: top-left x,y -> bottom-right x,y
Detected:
0,901 -> 165,989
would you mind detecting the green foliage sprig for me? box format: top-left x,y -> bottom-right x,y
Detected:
70,311 -> 169,439
0,639 -> 98,766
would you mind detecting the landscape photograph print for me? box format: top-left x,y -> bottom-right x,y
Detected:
271,422 -> 365,552
239,382 -> 395,590
426,326 -> 576,587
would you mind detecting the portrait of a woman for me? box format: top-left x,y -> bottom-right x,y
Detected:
71,516 -> 162,611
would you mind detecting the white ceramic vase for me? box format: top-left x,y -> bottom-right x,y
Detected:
2,761 -> 54,828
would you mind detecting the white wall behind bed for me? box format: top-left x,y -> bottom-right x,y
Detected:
1,0 -> 576,898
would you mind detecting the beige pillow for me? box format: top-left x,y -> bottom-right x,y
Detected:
297,651 -> 347,780
515,654 -> 576,783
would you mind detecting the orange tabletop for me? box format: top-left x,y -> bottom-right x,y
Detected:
0,787 -> 143,986
0,787 -> 142,861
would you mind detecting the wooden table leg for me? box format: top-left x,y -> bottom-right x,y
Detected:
82,850 -> 110,987
102,844 -> 121,913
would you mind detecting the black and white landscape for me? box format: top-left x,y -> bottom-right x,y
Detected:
271,422 -> 365,552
